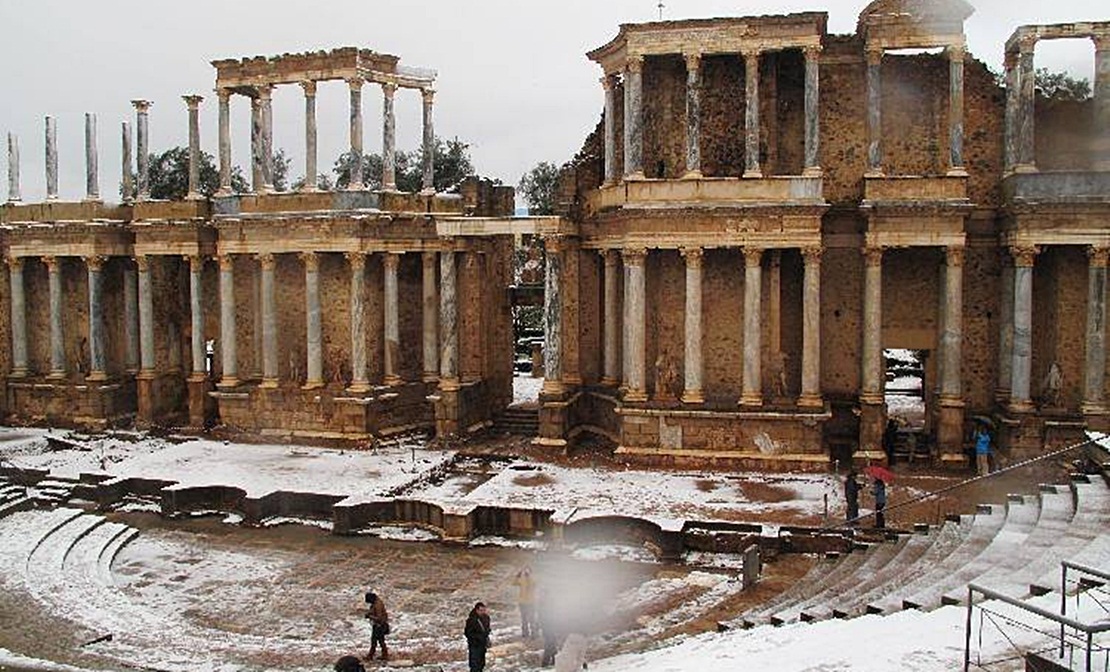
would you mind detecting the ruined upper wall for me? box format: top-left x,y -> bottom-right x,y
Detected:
211,46 -> 435,93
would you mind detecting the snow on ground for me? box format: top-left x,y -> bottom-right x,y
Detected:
512,373 -> 543,406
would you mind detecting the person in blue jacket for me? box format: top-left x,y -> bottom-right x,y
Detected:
974,427 -> 992,477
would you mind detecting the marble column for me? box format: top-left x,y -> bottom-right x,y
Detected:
7,258 -> 27,377
121,122 -> 133,204
743,50 -> 762,178
218,254 -> 239,387
180,95 -> 202,199
439,248 -> 459,387
1094,36 -> 1110,171
188,256 -> 205,378
1015,39 -> 1037,172
799,246 -> 823,407
421,88 -> 436,194
1003,53 -> 1019,173
250,97 -> 263,194
384,252 -> 402,386
422,252 -> 439,382
947,46 -> 967,175
301,81 -> 318,192
940,247 -> 964,399
86,256 -> 107,382
861,246 -> 884,402
623,57 -> 644,179
84,113 -> 99,201
382,82 -> 398,191
347,253 -> 369,392
124,259 -> 139,374
1083,246 -> 1109,414
133,100 -> 151,201
7,133 -> 20,203
259,86 -> 274,192
257,253 -> 278,388
136,256 -> 154,375
45,116 -> 58,201
803,46 -> 822,176
347,79 -> 364,190
684,53 -> 703,179
303,252 -> 323,388
543,238 -> 564,395
45,257 -> 65,378
623,247 -> 647,402
602,75 -> 618,186
1009,245 -> 1038,411
217,89 -> 232,196
681,247 -> 704,403
865,48 -> 883,176
996,258 -> 1015,402
741,247 -> 764,406
601,250 -> 620,386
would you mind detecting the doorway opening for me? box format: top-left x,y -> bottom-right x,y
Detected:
884,348 -> 929,463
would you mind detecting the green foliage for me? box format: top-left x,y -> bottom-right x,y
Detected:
1034,68 -> 1091,101
121,146 -> 249,200
518,161 -> 561,216
332,136 -> 475,193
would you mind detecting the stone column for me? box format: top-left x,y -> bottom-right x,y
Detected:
256,253 -> 278,388
601,249 -> 620,386
346,78 -> 364,190
422,251 -> 439,382
743,50 -> 762,178
121,122 -> 133,204
602,75 -> 618,186
303,252 -> 323,389
123,259 -> 139,374
803,46 -> 822,176
1015,38 -> 1037,172
623,57 -> 644,179
384,252 -> 402,386
996,258 -> 1015,402
347,253 -> 369,392
7,133 -> 21,202
44,116 -> 58,201
1009,245 -> 1038,411
799,246 -> 823,407
250,97 -> 263,194
865,48 -> 883,176
86,256 -> 108,382
136,255 -> 154,376
861,246 -> 884,402
7,258 -> 27,377
741,247 -> 764,406
1094,36 -> 1110,171
1003,53 -> 1019,173
259,85 -> 274,192
939,247 -> 965,399
421,88 -> 436,194
543,238 -> 564,395
684,53 -> 703,179
188,255 -> 205,377
439,248 -> 459,387
947,46 -> 967,175
133,100 -> 152,201
84,113 -> 99,201
218,254 -> 239,387
44,257 -> 65,378
623,247 -> 647,402
181,95 -> 203,200
381,82 -> 397,191
681,247 -> 704,403
217,88 -> 232,196
1083,246 -> 1109,414
301,81 -> 318,192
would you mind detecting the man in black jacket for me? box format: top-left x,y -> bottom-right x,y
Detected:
465,602 -> 491,672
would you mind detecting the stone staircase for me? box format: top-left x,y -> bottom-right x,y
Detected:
0,477 -> 33,517
492,406 -> 540,436
31,474 -> 83,507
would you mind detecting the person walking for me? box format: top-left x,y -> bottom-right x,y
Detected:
364,591 -> 390,662
974,426 -> 992,477
873,477 -> 887,529
514,566 -> 538,638
844,471 -> 860,525
465,601 -> 492,672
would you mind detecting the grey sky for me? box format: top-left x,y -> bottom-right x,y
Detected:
0,0 -> 1103,202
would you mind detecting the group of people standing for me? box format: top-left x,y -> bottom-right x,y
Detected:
844,470 -> 886,528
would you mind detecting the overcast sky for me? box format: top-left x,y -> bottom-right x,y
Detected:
0,0 -> 1103,202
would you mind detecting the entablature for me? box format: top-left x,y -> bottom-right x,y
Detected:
586,177 -> 825,216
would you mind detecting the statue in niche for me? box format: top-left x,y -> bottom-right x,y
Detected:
654,352 -> 678,402
769,351 -> 789,400
327,348 -> 349,387
288,348 -> 303,387
1041,361 -> 1063,409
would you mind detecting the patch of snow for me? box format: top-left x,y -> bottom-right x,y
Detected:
358,525 -> 439,542
469,535 -> 547,551
571,543 -> 659,564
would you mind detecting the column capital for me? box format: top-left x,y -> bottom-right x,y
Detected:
741,47 -> 762,61
300,80 -> 317,96
863,245 -> 884,267
600,73 -> 617,90
299,251 -> 319,272
421,250 -> 438,265
600,248 -> 620,268
1017,34 -> 1037,56
680,246 -> 704,266
544,235 -> 565,253
1089,246 -> 1110,268
186,254 -> 205,272
945,245 -> 966,268
131,99 -> 152,113
1004,50 -> 1020,70
1010,244 -> 1039,267
684,52 -> 702,72
1093,35 -> 1110,53
384,251 -> 402,270
381,81 -> 398,97
803,44 -> 822,60
742,246 -> 764,266
6,256 -> 24,271
626,55 -> 644,74
256,84 -> 273,101
182,94 -> 204,110
346,77 -> 363,92
218,254 -> 235,271
42,255 -> 60,272
947,44 -> 966,62
345,250 -> 367,271
135,255 -> 151,272
802,245 -> 824,265
622,246 -> 647,266
865,46 -> 884,66
216,87 -> 232,103
421,88 -> 435,104
86,255 -> 107,272
257,252 -> 276,270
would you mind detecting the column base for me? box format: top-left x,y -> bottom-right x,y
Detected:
347,183 -> 365,192
186,192 -> 203,201
384,374 -> 403,387
802,166 -> 824,177
381,183 -> 398,193
420,188 -> 436,196
563,374 -> 582,386
47,371 -> 67,381
348,381 -> 371,394
681,390 -> 704,404
9,369 -> 28,379
542,380 -> 566,397
187,372 -> 208,384
681,170 -> 703,180
298,186 -> 320,194
623,389 -> 648,403
422,372 -> 439,384
864,169 -> 885,178
1013,163 -> 1038,174
302,380 -> 325,391
217,377 -> 240,390
438,377 -> 461,392
215,187 -> 233,197
797,392 -> 824,408
739,392 -> 763,408
1081,401 -> 1109,416
742,169 -> 763,179
600,376 -> 620,387
136,369 -> 156,382
86,371 -> 108,383
625,171 -> 645,181
259,378 -> 279,390
946,167 -> 968,177
1007,399 -> 1035,414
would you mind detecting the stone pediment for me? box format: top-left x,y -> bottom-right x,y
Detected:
858,0 -> 972,49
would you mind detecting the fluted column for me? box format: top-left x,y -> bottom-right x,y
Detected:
684,53 -> 703,179
623,57 -> 644,179
136,255 -> 154,376
250,97 -> 263,194
382,82 -> 397,191
86,256 -> 107,382
861,246 -> 884,402
947,46 -> 967,175
301,81 -> 318,192
7,133 -> 20,203
543,238 -> 564,395
865,48 -> 883,176
45,116 -> 58,201
1094,36 -> 1110,171
422,252 -> 439,382
623,247 -> 647,402
1015,38 -> 1037,172
218,254 -> 239,388
84,113 -> 100,201
45,256 -> 65,378
7,258 -> 27,377
601,250 -> 620,386
347,253 -> 369,392
188,256 -> 205,378
257,253 -> 278,388
346,78 -> 364,190
1083,246 -> 1109,414
133,100 -> 152,201
741,247 -> 764,406
259,85 -> 274,192
803,46 -> 822,176
421,88 -> 436,193
996,257 -> 1015,402
302,252 -> 323,389
1009,245 -> 1038,411
799,246 -> 823,407
123,259 -> 139,374
217,88 -> 232,196
602,75 -> 618,186
182,95 -> 203,199
1003,53 -> 1019,173
940,247 -> 964,399
121,122 -> 133,203
439,247 -> 459,388
384,252 -> 402,386
682,247 -> 704,403
743,50 -> 762,178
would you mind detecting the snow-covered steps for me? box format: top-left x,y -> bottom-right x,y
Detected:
31,474 -> 82,507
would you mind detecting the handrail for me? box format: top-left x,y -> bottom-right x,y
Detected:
1062,561 -> 1110,658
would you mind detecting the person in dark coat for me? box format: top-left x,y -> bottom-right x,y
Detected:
334,655 -> 365,672
465,601 -> 492,672
844,471 -> 860,525
364,592 -> 389,662
873,477 -> 887,529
